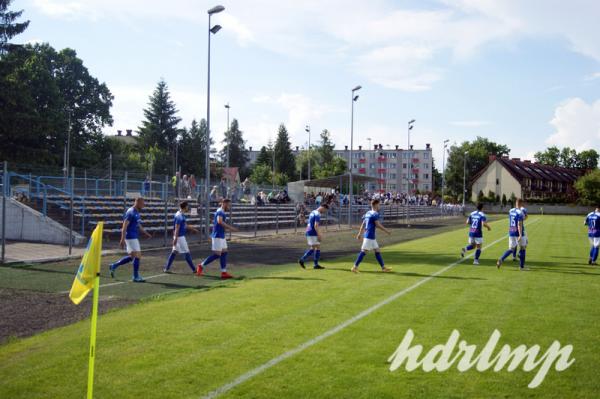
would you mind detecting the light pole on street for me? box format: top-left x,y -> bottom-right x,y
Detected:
407,120 -> 415,195
463,151 -> 468,208
205,5 -> 225,237
305,125 -> 311,181
441,139 -> 449,208
225,103 -> 230,168
348,85 -> 361,227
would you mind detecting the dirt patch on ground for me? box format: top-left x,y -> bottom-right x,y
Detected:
0,217 -> 465,343
0,288 -> 136,344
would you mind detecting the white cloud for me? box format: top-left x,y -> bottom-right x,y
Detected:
546,98 -> 600,151
29,0 -> 600,92
584,72 -> 600,81
449,120 -> 491,127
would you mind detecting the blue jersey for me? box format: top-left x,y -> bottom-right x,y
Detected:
585,212 -> 600,238
363,210 -> 380,239
173,211 -> 187,237
508,208 -> 524,237
306,210 -> 321,237
468,211 -> 487,238
124,207 -> 141,240
211,207 -> 227,239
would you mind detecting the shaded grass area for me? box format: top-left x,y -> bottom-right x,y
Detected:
0,217 -> 468,341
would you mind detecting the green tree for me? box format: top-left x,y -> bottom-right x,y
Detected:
445,137 -> 510,198
317,129 -> 335,166
432,157 -> 442,194
0,0 -> 29,54
314,156 -> 347,179
559,147 -> 578,169
0,43 -> 113,166
273,124 -> 296,179
501,193 -> 507,207
256,145 -> 273,167
295,148 -> 319,180
576,149 -> 599,170
249,163 -> 272,185
179,119 -> 212,178
220,118 -> 249,175
534,146 -> 561,166
137,79 -> 181,175
574,170 -> 600,205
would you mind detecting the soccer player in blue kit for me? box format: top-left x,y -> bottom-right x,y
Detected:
299,203 -> 329,269
497,199 -> 528,270
163,201 -> 200,273
109,197 -> 152,282
351,199 -> 392,273
196,198 -> 238,279
460,203 -> 491,265
511,205 -> 528,261
584,206 -> 600,265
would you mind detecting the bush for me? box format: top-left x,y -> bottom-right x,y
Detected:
575,169 -> 600,205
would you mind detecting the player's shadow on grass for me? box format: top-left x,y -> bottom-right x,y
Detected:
243,276 -> 326,282
334,268 -> 486,280
523,262 -> 600,276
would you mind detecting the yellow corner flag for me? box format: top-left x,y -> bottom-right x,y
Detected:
69,222 -> 103,305
69,222 -> 103,399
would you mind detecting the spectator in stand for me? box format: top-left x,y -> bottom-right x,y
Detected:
143,176 -> 151,197
242,178 -> 251,201
189,175 -> 197,197
219,177 -> 227,199
182,174 -> 190,198
210,186 -> 218,203
316,192 -> 323,206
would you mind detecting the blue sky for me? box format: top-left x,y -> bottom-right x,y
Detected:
16,0 -> 600,165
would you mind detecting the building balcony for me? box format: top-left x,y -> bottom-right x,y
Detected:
359,158 -> 366,163
412,158 -> 420,162
377,157 -> 386,162
377,168 -> 387,173
358,168 -> 366,174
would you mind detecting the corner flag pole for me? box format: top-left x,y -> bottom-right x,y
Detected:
87,273 -> 100,399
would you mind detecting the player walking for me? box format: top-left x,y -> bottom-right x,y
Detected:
497,199 -> 528,270
163,201 -> 200,273
511,205 -> 528,261
460,203 -> 491,265
109,197 -> 152,282
196,198 -> 238,279
298,203 -> 329,269
351,199 -> 392,273
584,206 -> 600,265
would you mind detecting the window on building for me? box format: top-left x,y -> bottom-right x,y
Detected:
496,178 -> 499,185
402,163 -> 407,169
424,152 -> 430,159
369,163 -> 375,169
424,163 -> 429,169
352,163 -> 358,169
424,174 -> 429,179
424,184 -> 429,190
390,173 -> 396,179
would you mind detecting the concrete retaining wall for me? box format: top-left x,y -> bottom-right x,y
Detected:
0,198 -> 85,245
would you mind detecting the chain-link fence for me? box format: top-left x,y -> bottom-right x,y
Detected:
1,162 -> 464,263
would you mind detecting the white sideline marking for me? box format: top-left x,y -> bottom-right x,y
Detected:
201,218 -> 541,399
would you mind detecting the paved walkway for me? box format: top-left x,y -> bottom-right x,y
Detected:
0,224 -> 353,264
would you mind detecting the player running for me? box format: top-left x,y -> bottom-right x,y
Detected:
163,201 -> 200,273
298,203 -> 329,270
109,197 -> 152,282
196,198 -> 238,279
351,199 -> 392,273
460,203 -> 491,265
584,206 -> 600,265
497,199 -> 528,270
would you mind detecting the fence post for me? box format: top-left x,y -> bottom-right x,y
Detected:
229,203 -> 233,240
164,175 -> 168,247
69,166 -> 74,255
276,201 -> 279,234
84,169 -> 88,197
123,171 -> 128,210
1,161 -> 7,263
254,200 -> 258,238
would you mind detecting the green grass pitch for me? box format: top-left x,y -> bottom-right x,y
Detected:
1,215 -> 599,398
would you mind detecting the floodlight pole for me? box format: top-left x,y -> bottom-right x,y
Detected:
349,85 -> 361,227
